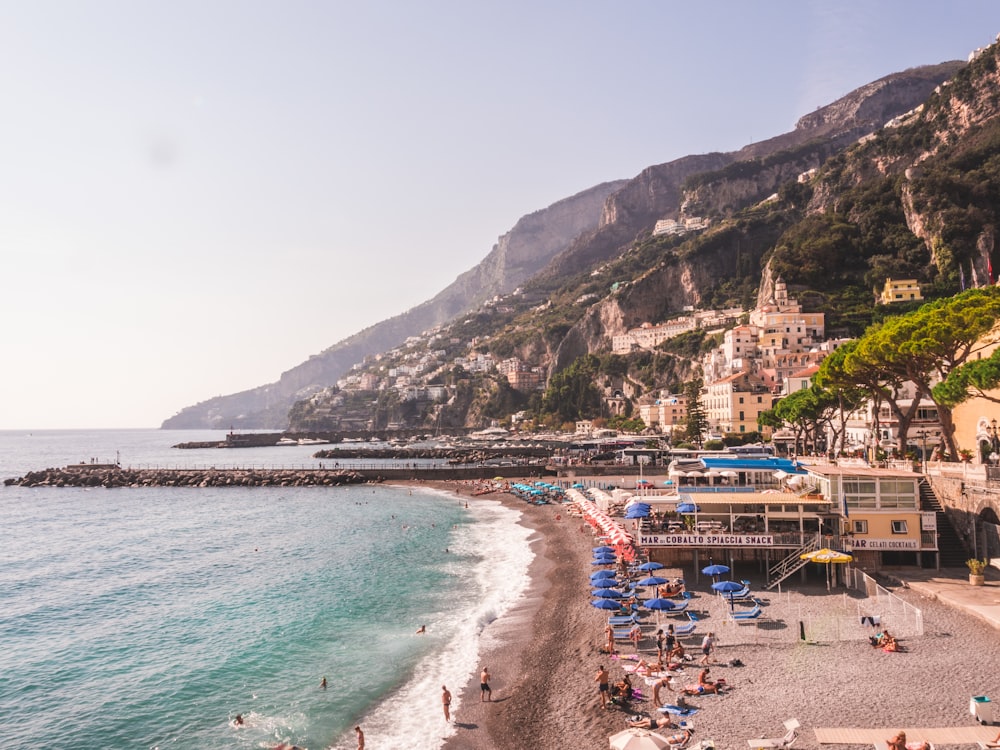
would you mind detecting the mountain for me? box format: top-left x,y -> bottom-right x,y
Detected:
163,59 -> 966,430
161,181 -> 625,429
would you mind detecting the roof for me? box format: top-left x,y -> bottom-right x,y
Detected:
803,464 -> 921,479
700,457 -> 807,473
676,491 -> 828,506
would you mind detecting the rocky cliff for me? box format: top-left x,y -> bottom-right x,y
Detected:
165,60 -> 967,430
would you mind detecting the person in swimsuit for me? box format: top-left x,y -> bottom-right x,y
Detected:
595,665 -> 610,709
354,725 -> 364,750
441,685 -> 452,721
627,715 -> 674,730
480,666 -> 492,702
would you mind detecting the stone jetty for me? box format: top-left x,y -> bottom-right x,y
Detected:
4,465 -> 368,488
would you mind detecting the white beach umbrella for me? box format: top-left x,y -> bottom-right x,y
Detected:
609,728 -> 675,749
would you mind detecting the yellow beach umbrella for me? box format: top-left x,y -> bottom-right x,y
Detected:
800,548 -> 853,564
800,548 -> 853,589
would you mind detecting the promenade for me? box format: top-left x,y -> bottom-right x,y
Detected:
887,565 -> 1000,631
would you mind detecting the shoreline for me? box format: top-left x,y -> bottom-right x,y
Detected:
429,480 -> 1000,750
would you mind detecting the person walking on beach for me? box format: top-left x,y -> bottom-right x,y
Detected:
595,665 -> 610,709
480,666 -> 492,702
700,631 -> 716,665
354,725 -> 364,749
441,685 -> 452,722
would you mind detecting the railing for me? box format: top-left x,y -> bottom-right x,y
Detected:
766,534 -> 821,589
843,567 -> 923,637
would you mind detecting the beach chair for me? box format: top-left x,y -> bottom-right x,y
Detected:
686,611 -> 701,622
668,601 -> 690,613
608,614 -> 640,627
747,718 -> 799,749
672,621 -> 696,636
731,605 -> 763,622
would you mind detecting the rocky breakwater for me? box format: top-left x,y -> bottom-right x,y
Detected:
4,465 -> 368,488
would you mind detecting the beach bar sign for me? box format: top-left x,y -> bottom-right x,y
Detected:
640,533 -> 774,547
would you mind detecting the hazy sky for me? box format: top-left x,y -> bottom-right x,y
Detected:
2,1 -> 998,429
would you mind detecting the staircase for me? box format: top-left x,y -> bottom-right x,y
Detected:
766,534 -> 822,589
918,477 -> 968,567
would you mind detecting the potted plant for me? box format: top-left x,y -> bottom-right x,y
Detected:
960,448 -> 974,463
967,558 -> 988,586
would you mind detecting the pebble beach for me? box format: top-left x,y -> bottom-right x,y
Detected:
440,483 -> 1000,750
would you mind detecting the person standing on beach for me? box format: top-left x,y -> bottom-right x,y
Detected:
595,665 -> 610,709
441,685 -> 452,721
605,623 -> 616,655
655,628 -> 665,660
653,675 -> 674,707
700,631 -> 715,665
354,725 -> 364,749
480,666 -> 492,702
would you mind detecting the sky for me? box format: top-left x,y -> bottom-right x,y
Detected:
1,1 -> 998,430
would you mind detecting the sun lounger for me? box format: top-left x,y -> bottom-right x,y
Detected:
731,605 -> 763,621
609,614 -> 640,627
613,628 -> 644,641
686,611 -> 701,622
672,621 -> 696,636
667,601 -> 689,613
747,718 -> 799,749
718,585 -> 751,600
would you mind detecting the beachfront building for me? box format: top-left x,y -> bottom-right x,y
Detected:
633,461 -> 939,584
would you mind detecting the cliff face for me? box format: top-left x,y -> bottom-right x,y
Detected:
162,181 -> 624,429
165,59 -> 970,430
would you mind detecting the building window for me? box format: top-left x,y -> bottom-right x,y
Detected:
891,520 -> 908,534
852,520 -> 868,534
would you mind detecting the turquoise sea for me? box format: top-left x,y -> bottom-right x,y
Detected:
0,430 -> 534,750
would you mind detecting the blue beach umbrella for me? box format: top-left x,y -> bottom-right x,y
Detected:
713,579 -> 745,610
625,506 -> 651,519
592,598 -> 623,610
702,564 -> 730,577
637,561 -> 664,572
592,588 -> 625,599
643,597 -> 678,611
676,502 -> 701,514
638,576 -> 668,597
593,546 -> 615,554
591,569 -> 617,580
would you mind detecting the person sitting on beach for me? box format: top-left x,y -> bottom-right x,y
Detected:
629,623 -> 642,648
669,641 -> 686,662
612,674 -> 634,703
886,731 -> 907,750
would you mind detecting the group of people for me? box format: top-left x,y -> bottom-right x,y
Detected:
870,628 -> 901,652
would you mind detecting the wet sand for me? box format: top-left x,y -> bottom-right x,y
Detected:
436,482 -> 1000,750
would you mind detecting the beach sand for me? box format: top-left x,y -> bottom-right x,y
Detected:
436,482 -> 1000,750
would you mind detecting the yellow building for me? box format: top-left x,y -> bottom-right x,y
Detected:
878,278 -> 923,305
805,465 -> 937,568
